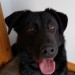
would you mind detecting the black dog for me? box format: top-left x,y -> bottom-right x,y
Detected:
5,8 -> 68,75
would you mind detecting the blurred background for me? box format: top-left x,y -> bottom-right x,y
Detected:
1,0 -> 75,64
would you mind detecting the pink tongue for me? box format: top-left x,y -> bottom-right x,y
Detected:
39,58 -> 55,75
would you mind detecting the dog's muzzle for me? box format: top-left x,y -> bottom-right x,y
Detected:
37,45 -> 58,75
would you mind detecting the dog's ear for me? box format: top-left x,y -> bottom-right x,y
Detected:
5,10 -> 31,34
45,8 -> 68,33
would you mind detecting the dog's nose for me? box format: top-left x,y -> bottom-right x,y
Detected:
41,47 -> 55,57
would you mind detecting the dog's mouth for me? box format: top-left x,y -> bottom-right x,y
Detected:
34,57 -> 55,75
38,58 -> 55,75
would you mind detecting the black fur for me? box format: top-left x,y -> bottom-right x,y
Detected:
5,8 -> 68,75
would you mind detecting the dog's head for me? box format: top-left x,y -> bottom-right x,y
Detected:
5,8 -> 68,75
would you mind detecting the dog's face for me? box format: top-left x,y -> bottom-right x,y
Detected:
5,9 -> 68,75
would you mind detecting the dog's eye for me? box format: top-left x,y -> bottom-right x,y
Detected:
26,24 -> 38,35
26,25 -> 37,33
48,24 -> 55,31
27,27 -> 34,32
